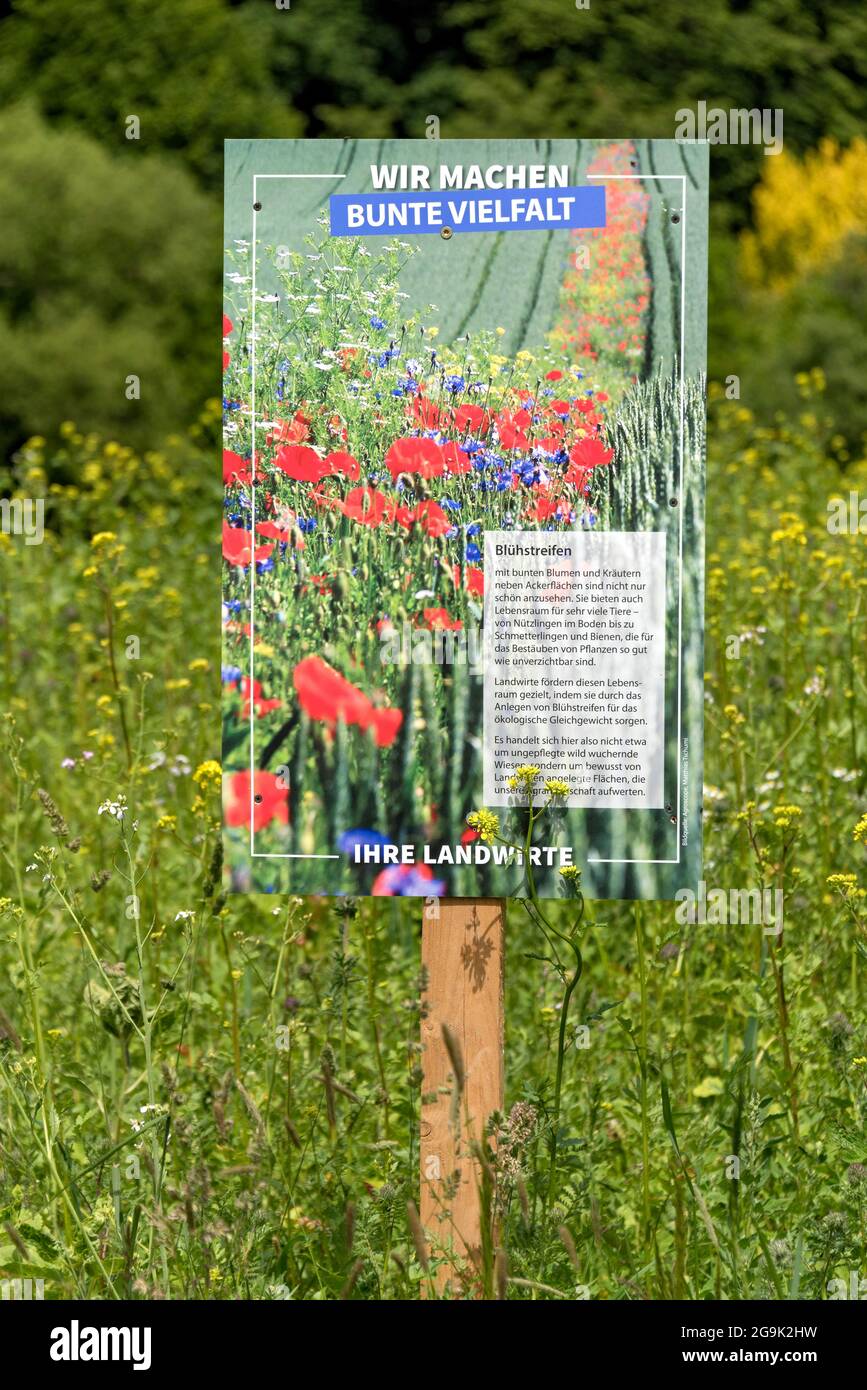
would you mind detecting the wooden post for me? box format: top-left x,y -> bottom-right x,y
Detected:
420,898 -> 505,1297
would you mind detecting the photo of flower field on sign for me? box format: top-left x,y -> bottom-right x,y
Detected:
222,140 -> 707,898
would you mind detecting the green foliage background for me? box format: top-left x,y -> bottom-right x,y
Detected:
0,0 -> 866,450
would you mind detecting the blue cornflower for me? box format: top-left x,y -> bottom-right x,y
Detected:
298,517 -> 316,533
338,828 -> 393,856
369,315 -> 386,330
222,665 -> 242,684
466,543 -> 482,562
442,499 -> 462,511
444,374 -> 465,394
466,522 -> 481,536
256,557 -> 275,574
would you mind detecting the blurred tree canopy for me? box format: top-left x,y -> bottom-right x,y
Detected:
4,0 -> 864,218
0,0 -> 866,451
0,0 -> 300,186
0,106 -> 216,454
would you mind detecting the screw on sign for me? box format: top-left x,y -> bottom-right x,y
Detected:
419,898 -> 505,1298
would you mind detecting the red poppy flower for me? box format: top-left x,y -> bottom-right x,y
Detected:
273,444 -> 331,483
569,437 -> 614,470
303,574 -> 332,597
422,607 -> 463,631
563,461 -> 593,492
454,403 -> 489,435
222,522 -> 273,568
222,314 -> 234,337
293,656 -> 402,747
528,494 -> 574,522
542,417 -> 566,438
342,486 -> 388,526
385,436 -> 445,481
326,450 -> 360,481
310,485 -> 339,510
222,350 -> 230,371
267,411 -> 311,446
550,400 -> 571,417
441,441 -> 471,474
465,565 -> 484,597
499,423 -> 529,451
293,656 -> 372,726
256,521 -> 292,542
385,498 -> 415,528
573,397 -> 596,414
452,564 -> 489,597
223,450 -> 252,487
224,769 -> 288,832
409,394 -> 442,429
545,369 -> 563,381
412,500 -> 451,537
240,677 -> 283,719
495,412 -> 531,451
368,707 -> 403,747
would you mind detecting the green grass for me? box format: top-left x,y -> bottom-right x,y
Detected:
1,378 -> 865,1298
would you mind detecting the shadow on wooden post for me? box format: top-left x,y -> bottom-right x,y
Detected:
420,898 -> 505,1298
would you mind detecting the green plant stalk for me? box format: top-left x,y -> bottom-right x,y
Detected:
102,584 -> 133,770
521,879 -> 585,1214
124,833 -> 170,1290
220,920 -> 242,1078
8,781 -> 47,1083
635,903 -> 652,1237
362,915 -> 390,1138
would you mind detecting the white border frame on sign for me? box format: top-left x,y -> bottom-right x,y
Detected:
245,167 -> 688,868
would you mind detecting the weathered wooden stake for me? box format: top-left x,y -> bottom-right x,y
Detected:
420,898 -> 505,1297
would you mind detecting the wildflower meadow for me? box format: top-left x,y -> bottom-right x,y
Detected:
1,317 -> 866,1300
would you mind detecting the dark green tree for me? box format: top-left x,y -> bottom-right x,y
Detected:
0,106 -> 219,455
0,0 -> 299,188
